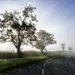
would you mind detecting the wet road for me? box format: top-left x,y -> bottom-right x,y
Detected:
8,56 -> 75,75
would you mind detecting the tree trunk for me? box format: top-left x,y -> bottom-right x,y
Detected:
16,45 -> 22,58
63,48 -> 65,51
41,45 -> 47,54
41,49 -> 43,54
16,29 -> 22,58
41,46 -> 45,54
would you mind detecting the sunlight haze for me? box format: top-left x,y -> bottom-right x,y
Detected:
0,0 -> 75,51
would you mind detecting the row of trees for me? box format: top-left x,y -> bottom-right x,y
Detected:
61,43 -> 73,52
0,5 -> 56,57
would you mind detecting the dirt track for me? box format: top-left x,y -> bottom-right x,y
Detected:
7,55 -> 75,75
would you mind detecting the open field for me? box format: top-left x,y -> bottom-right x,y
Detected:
0,50 -> 69,59
0,51 -> 48,59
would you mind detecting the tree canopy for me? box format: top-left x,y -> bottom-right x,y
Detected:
0,5 -> 38,57
34,30 -> 56,53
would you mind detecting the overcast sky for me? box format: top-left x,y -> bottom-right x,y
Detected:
0,0 -> 75,51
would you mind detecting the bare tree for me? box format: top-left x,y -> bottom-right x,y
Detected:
34,30 -> 56,53
0,5 -> 38,57
61,43 -> 66,51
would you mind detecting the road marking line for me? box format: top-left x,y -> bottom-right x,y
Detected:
48,57 -> 55,62
46,57 -> 56,65
47,61 -> 49,65
42,69 -> 44,75
44,63 -> 46,66
46,60 -> 48,63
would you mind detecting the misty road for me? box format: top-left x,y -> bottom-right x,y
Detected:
8,55 -> 75,75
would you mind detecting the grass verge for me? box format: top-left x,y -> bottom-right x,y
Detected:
0,56 -> 48,74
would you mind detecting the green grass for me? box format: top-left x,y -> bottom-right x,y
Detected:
0,56 -> 48,73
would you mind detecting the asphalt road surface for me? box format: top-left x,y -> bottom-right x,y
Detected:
7,55 -> 75,75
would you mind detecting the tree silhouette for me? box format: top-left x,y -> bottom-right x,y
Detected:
61,43 -> 65,51
34,30 -> 56,53
0,5 -> 38,57
68,47 -> 72,52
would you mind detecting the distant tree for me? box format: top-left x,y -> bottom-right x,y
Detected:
68,47 -> 72,52
61,43 -> 66,51
0,5 -> 38,57
34,30 -> 56,53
